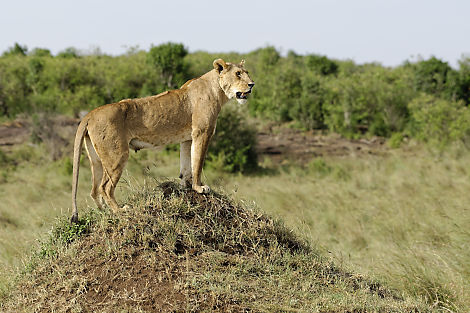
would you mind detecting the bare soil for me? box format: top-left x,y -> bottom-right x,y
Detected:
0,120 -> 30,148
0,116 -> 388,162
0,115 -> 78,154
256,124 -> 387,164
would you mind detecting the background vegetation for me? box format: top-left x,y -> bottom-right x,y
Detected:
1,42 -> 470,143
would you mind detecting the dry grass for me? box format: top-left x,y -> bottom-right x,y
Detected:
205,148 -> 470,312
1,181 -> 428,312
0,144 -> 91,289
1,144 -> 469,311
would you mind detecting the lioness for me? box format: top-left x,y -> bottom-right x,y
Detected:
70,59 -> 254,223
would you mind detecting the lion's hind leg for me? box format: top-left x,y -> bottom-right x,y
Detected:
84,135 -> 105,209
97,142 -> 129,212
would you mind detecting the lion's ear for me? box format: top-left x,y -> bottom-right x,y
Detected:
213,59 -> 227,73
239,59 -> 245,67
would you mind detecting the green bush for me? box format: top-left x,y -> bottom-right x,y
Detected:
449,57 -> 470,105
288,72 -> 329,130
323,65 -> 414,137
308,158 -> 332,177
1,44 -> 470,147
208,103 -> 258,173
408,94 -> 470,149
147,42 -> 189,89
412,57 -> 453,96
388,132 -> 405,149
305,54 -> 338,76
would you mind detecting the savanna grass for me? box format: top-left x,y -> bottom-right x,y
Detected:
1,181 -> 429,312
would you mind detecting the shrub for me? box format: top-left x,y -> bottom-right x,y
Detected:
323,66 -> 414,137
412,56 -> 453,96
288,72 -> 329,130
408,94 -> 470,149
388,132 -> 405,149
308,158 -> 332,177
147,42 -> 189,89
305,54 -> 338,76
0,149 -> 9,166
207,103 -> 258,173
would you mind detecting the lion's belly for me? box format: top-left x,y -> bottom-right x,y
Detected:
129,139 -> 160,151
129,127 -> 192,150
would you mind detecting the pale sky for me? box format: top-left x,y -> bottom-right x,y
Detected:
2,0 -> 469,67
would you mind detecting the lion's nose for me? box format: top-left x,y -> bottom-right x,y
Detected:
248,83 -> 255,88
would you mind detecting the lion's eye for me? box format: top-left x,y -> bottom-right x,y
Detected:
236,71 -> 241,77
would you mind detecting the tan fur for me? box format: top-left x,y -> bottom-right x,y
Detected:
71,59 -> 254,223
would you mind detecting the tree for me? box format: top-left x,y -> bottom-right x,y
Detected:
147,42 -> 188,88
450,57 -> 470,105
413,56 -> 453,95
208,104 -> 258,173
290,72 -> 329,130
57,47 -> 80,58
2,43 -> 27,57
30,48 -> 52,57
305,54 -> 338,76
408,94 -> 470,148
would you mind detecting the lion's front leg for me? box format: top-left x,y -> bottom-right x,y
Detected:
179,140 -> 192,188
190,129 -> 212,194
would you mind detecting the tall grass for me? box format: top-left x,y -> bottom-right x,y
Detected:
206,149 -> 470,311
2,181 -> 429,311
0,146 -> 91,291
1,144 -> 469,310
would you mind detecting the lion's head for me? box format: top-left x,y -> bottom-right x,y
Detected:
213,59 -> 255,104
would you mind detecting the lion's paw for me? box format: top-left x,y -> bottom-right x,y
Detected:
194,185 -> 211,194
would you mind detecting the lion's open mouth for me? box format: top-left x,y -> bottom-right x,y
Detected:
236,90 -> 251,100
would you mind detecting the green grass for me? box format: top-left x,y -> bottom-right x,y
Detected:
0,144 -> 469,311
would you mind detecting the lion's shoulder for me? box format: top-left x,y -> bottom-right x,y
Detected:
181,76 -> 201,89
156,90 -> 170,98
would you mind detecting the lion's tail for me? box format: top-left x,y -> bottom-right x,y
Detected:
71,118 -> 88,223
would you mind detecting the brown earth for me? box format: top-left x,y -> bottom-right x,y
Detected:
0,115 -> 79,161
0,116 -> 388,163
0,120 -> 30,148
256,124 -> 387,164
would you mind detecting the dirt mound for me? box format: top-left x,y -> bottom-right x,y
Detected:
0,115 -> 78,160
257,124 -> 387,164
0,120 -> 30,148
1,182 -> 428,312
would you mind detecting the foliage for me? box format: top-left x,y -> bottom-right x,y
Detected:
408,94 -> 470,149
51,210 -> 94,246
208,103 -> 258,173
2,43 -> 27,57
451,57 -> 470,105
57,47 -> 80,58
305,54 -> 338,76
147,42 -> 189,89
0,43 -> 468,147
289,71 -> 330,129
411,56 -> 453,96
387,132 -> 405,149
